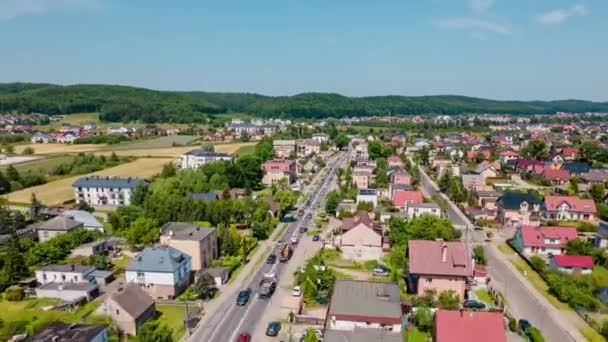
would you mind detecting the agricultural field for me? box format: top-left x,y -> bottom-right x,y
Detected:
111,135 -> 200,150
15,143 -> 106,155
0,155 -> 73,174
215,142 -> 256,154
4,157 -> 173,205
0,155 -> 41,166
234,144 -> 256,156
97,141 -> 256,158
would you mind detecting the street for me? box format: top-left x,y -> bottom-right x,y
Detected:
187,150 -> 350,342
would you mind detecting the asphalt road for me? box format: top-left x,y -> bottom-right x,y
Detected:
188,151 -> 349,342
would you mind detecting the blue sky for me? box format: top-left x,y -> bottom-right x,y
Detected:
0,0 -> 606,101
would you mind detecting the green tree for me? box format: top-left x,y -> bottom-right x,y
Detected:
0,237 -> 29,288
109,151 -> 120,163
21,146 -> 34,155
473,245 -> 487,265
274,190 -> 297,214
437,290 -> 460,310
125,217 -> 159,246
590,183 -> 606,203
137,320 -> 174,342
567,176 -> 579,196
356,201 -> 374,212
521,140 -> 548,161
334,133 -> 349,149
5,165 -> 20,182
413,307 -> 434,332
160,162 -> 177,178
302,328 -> 319,342
91,254 -> 113,271
324,191 -> 341,215
131,182 -> 150,206
28,193 -> 45,221
194,272 -> 218,300
580,141 -> 601,161
566,238 -> 594,256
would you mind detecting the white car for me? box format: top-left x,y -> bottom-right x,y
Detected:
292,286 -> 302,297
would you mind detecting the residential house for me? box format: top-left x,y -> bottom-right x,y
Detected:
406,203 -> 441,218
36,281 -> 100,301
516,159 -> 546,173
336,200 -> 357,217
203,267 -> 230,288
70,239 -> 111,258
544,195 -> 597,222
312,133 -> 329,143
261,159 -> 297,186
190,191 -> 220,202
473,189 -> 500,211
273,140 -> 297,158
353,141 -> 369,159
473,163 -> 498,179
392,190 -> 423,211
497,192 -> 542,226
461,174 -> 486,190
391,134 -> 407,146
563,162 -> 591,176
387,155 -> 403,168
31,322 -> 108,342
36,264 -> 95,285
61,210 -> 104,232
102,283 -> 156,336
166,127 -> 180,135
37,216 -> 84,242
126,245 -> 192,299
352,170 -> 372,189
540,168 -> 571,185
389,169 -> 411,186
160,222 -> 217,271
299,139 -> 321,156
581,170 -> 608,184
31,132 -> 54,143
550,255 -> 593,275
324,280 -> 403,337
413,138 -> 431,149
499,150 -> 519,165
407,240 -> 473,300
339,212 -> 383,261
356,188 -> 378,208
73,176 -> 150,207
595,221 -> 608,249
512,225 -> 577,256
179,150 -> 233,169
434,310 -> 506,342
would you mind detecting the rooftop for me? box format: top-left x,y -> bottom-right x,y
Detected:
324,329 -> 402,342
31,322 -> 108,342
184,149 -> 232,158
73,176 -> 149,189
552,255 -> 594,268
160,222 -> 216,241
38,216 -> 83,232
435,310 -> 506,342
127,245 -> 191,273
408,240 -> 472,277
328,280 -> 401,324
109,283 -> 155,319
38,264 -> 95,274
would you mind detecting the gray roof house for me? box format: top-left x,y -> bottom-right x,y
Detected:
31,322 -> 108,342
325,280 -> 403,339
126,245 -> 192,299
37,216 -> 84,242
73,176 -> 149,189
62,210 -> 104,232
102,283 -> 156,336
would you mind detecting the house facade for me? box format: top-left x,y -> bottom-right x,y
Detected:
102,283 -> 156,336
550,255 -> 593,275
339,215 -> 383,261
73,176 -> 150,207
512,225 -> 577,256
36,264 -> 95,284
544,195 -> 597,222
126,245 -> 192,299
406,203 -> 441,219
497,192 -> 542,227
37,216 -> 84,242
261,159 -> 297,186
160,222 -> 218,271
407,240 -> 473,300
273,139 -> 297,158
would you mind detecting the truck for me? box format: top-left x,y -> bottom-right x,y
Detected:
258,272 -> 277,298
278,242 -> 293,262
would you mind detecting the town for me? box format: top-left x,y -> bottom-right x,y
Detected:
0,102 -> 606,342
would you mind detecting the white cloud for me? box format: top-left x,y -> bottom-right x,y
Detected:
469,0 -> 495,13
537,4 -> 587,25
434,17 -> 512,35
0,0 -> 99,20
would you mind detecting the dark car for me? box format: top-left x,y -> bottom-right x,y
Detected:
312,235 -> 320,241
236,333 -> 251,342
266,321 -> 281,336
266,253 -> 277,264
518,319 -> 532,335
463,300 -> 486,309
300,227 -> 308,233
236,288 -> 251,306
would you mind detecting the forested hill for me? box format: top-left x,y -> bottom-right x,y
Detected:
1,83 -> 607,122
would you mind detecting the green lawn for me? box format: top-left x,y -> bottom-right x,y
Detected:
475,289 -> 493,305
406,327 -> 429,342
156,305 -> 186,341
511,259 -> 571,311
234,144 -> 256,156
498,243 -> 515,255
112,255 -> 131,274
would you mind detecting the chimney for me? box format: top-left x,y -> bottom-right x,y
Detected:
442,243 -> 448,263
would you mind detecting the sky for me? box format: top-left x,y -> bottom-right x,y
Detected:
0,0 -> 606,101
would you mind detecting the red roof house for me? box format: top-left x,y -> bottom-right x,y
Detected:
434,310 -> 507,342
387,155 -> 403,167
408,240 -> 473,300
540,168 -> 570,184
392,190 -> 423,210
544,196 -> 597,222
514,225 -> 577,256
550,255 -> 594,275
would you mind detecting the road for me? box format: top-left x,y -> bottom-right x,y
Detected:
485,244 -> 584,342
188,151 -> 350,342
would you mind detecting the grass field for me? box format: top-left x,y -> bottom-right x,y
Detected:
0,155 -> 74,174
407,327 -> 429,342
234,144 -> 256,156
95,142 -> 256,158
498,243 -> 515,255
214,142 -> 256,154
156,305 -> 186,341
5,157 -> 173,204
111,135 -> 199,150
475,289 -> 493,305
15,143 -> 107,155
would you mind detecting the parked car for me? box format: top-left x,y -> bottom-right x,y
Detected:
463,300 -> 486,309
266,321 -> 281,336
312,235 -> 320,241
292,286 -> 302,297
266,254 -> 277,264
236,333 -> 251,342
372,266 -> 389,277
518,319 -> 532,335
300,227 -> 308,233
236,288 -> 251,306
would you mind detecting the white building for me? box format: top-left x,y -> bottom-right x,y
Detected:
126,245 -> 192,299
406,203 -> 441,219
73,176 -> 150,207
35,264 -> 96,284
312,133 -> 329,144
356,189 -> 378,208
179,149 -> 233,169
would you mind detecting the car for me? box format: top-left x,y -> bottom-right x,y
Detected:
236,288 -> 252,306
312,235 -> 320,241
236,333 -> 251,342
266,254 -> 277,264
292,286 -> 302,297
372,267 -> 389,277
266,321 -> 281,336
518,319 -> 532,335
300,227 -> 308,233
463,300 -> 486,309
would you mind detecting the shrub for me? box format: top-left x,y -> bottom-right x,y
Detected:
21,147 -> 34,155
529,256 -> 546,273
4,286 -> 24,301
508,317 -> 517,332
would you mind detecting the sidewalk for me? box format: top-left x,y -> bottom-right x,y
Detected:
486,243 -> 586,342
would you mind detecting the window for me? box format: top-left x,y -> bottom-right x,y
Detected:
43,274 -> 47,281
426,277 -> 433,283
61,274 -> 66,281
116,309 -> 120,315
